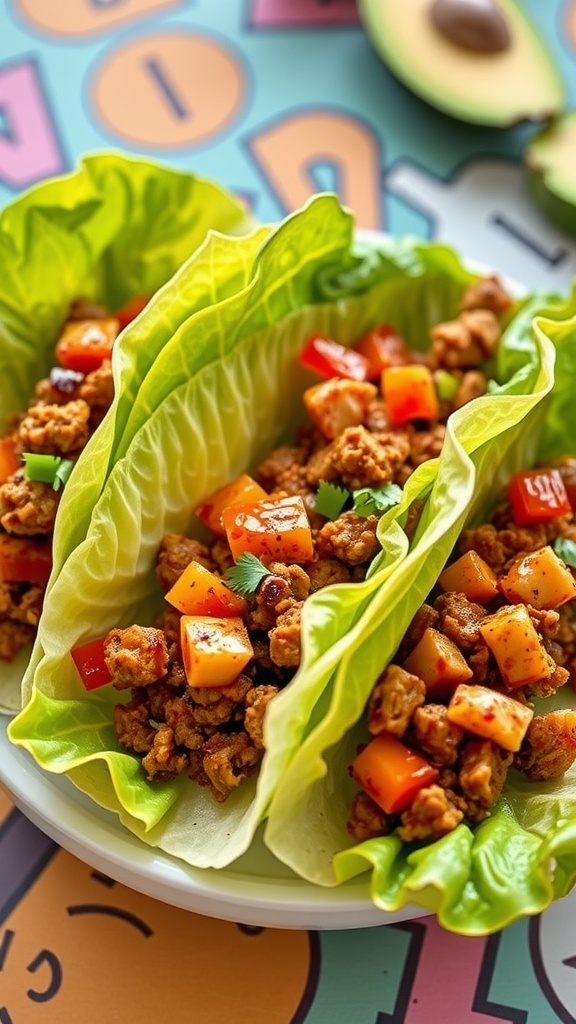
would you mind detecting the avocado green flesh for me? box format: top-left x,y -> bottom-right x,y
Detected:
525,112 -> 576,236
359,0 -> 564,127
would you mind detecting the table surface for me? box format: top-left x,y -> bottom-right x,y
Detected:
2,2 -> 576,1021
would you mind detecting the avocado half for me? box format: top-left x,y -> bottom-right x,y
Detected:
525,111 -> 576,237
358,0 -> 564,127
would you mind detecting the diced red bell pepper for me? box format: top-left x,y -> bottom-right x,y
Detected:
55,317 -> 120,373
71,636 -> 112,690
0,535 -> 52,587
298,335 -> 370,381
114,295 -> 150,330
354,324 -> 411,380
0,435 -> 20,484
507,468 -> 571,526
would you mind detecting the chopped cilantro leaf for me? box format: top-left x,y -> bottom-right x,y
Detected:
353,483 -> 403,518
554,536 -> 576,568
23,453 -> 74,492
314,480 -> 350,520
224,552 -> 270,596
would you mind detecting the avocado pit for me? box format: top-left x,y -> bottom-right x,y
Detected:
430,0 -> 510,53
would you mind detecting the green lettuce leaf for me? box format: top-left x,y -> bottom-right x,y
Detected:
264,300 -> 576,935
0,152 -> 249,712
7,199 -> 557,875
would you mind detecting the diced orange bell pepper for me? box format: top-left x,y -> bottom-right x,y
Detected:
447,683 -> 534,752
382,364 -> 440,426
478,604 -> 551,689
351,732 -> 439,815
403,626 -> 473,699
438,550 -> 499,604
0,534 -> 52,587
165,560 -> 248,617
180,615 -> 253,687
55,317 -> 120,373
196,473 -> 268,537
222,495 -> 314,564
0,435 -> 20,484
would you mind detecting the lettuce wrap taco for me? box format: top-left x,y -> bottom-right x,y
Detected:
7,195 -> 562,879
261,290 -> 576,934
0,153 -> 249,711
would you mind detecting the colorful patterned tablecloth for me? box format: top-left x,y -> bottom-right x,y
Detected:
2,2 -> 576,1021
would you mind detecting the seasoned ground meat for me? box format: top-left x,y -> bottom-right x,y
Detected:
0,619 -> 35,660
316,511 -> 380,566
459,274 -> 513,316
433,592 -> 487,650
17,399 -> 91,456
458,739 -> 512,808
347,791 -> 391,842
410,704 -> 464,766
104,625 -> 169,689
198,731 -> 261,802
368,665 -> 425,738
514,710 -> 576,780
156,534 -> 214,591
245,684 -> 280,749
142,725 -> 190,781
269,600 -> 303,668
431,309 -> 501,370
0,472 -> 61,536
397,784 -> 464,842
329,425 -> 411,489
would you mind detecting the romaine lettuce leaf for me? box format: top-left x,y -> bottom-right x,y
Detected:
0,152 -> 249,712
7,199 -> 558,875
264,301 -> 576,935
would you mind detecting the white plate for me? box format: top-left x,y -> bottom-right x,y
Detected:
0,715 -> 426,929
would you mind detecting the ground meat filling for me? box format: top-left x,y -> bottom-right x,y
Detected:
348,481 -> 576,846
0,305 -> 118,660
107,277 -> 516,802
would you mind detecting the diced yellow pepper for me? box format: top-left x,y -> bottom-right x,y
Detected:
447,683 -> 534,752
478,603 -> 551,689
438,550 -> 499,604
499,545 -> 576,610
403,626 -> 473,699
180,615 -> 253,688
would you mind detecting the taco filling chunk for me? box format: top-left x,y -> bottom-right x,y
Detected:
348,459 -> 576,844
0,296 -> 148,662
69,273 -> 516,804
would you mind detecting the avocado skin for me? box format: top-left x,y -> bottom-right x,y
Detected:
358,0 -> 565,128
525,114 -> 576,239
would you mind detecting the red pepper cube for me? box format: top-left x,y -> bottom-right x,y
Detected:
0,535 -> 52,587
222,495 -> 314,564
55,317 -> 120,374
382,365 -> 440,426
507,468 -> 571,526
354,324 -> 411,379
71,636 -> 112,691
299,335 -> 370,381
